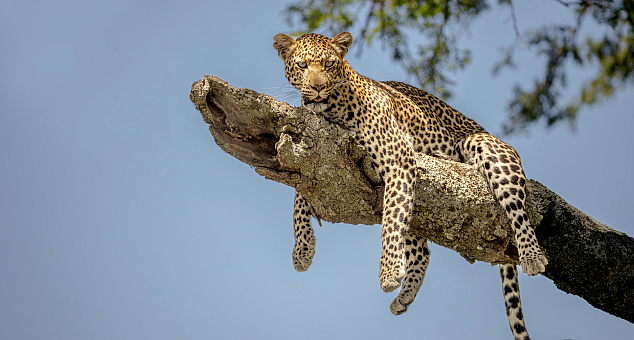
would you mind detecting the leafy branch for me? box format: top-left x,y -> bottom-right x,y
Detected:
282,0 -> 634,134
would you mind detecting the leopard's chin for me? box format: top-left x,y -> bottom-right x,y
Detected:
303,96 -> 328,105
302,95 -> 329,113
303,96 -> 329,113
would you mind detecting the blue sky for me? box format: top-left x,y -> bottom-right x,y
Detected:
1,0 -> 633,339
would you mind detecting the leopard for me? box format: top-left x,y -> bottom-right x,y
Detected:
274,31 -> 547,340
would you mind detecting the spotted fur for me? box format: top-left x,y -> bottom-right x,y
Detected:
292,191 -> 315,272
274,32 -> 546,340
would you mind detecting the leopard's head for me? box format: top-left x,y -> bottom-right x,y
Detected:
273,32 -> 352,110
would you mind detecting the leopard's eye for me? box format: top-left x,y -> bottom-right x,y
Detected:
325,61 -> 334,68
296,62 -> 308,69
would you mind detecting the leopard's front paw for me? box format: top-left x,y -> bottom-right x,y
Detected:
520,252 -> 548,276
381,276 -> 402,293
380,266 -> 405,293
292,243 -> 315,272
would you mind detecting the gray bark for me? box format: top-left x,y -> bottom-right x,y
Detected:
190,75 -> 634,323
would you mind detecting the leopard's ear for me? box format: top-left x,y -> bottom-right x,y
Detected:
330,32 -> 353,58
273,33 -> 297,61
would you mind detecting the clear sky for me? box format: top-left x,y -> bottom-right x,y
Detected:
1,0 -> 633,339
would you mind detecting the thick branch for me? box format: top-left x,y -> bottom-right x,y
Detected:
190,75 -> 634,323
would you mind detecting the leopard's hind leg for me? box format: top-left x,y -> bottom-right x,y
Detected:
460,134 -> 548,275
389,233 -> 429,315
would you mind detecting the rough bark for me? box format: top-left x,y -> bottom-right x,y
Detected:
190,75 -> 634,323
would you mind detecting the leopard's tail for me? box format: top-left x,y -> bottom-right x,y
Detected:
500,264 -> 531,340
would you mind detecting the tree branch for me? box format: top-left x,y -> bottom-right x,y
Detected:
190,75 -> 634,323
508,0 -> 530,49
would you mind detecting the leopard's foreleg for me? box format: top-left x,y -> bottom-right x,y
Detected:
292,191 -> 316,272
372,127 -> 418,293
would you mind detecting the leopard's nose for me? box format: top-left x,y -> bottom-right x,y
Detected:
311,84 -> 325,91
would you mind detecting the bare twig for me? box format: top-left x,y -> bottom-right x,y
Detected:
355,0 -> 380,57
509,0 -> 531,49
